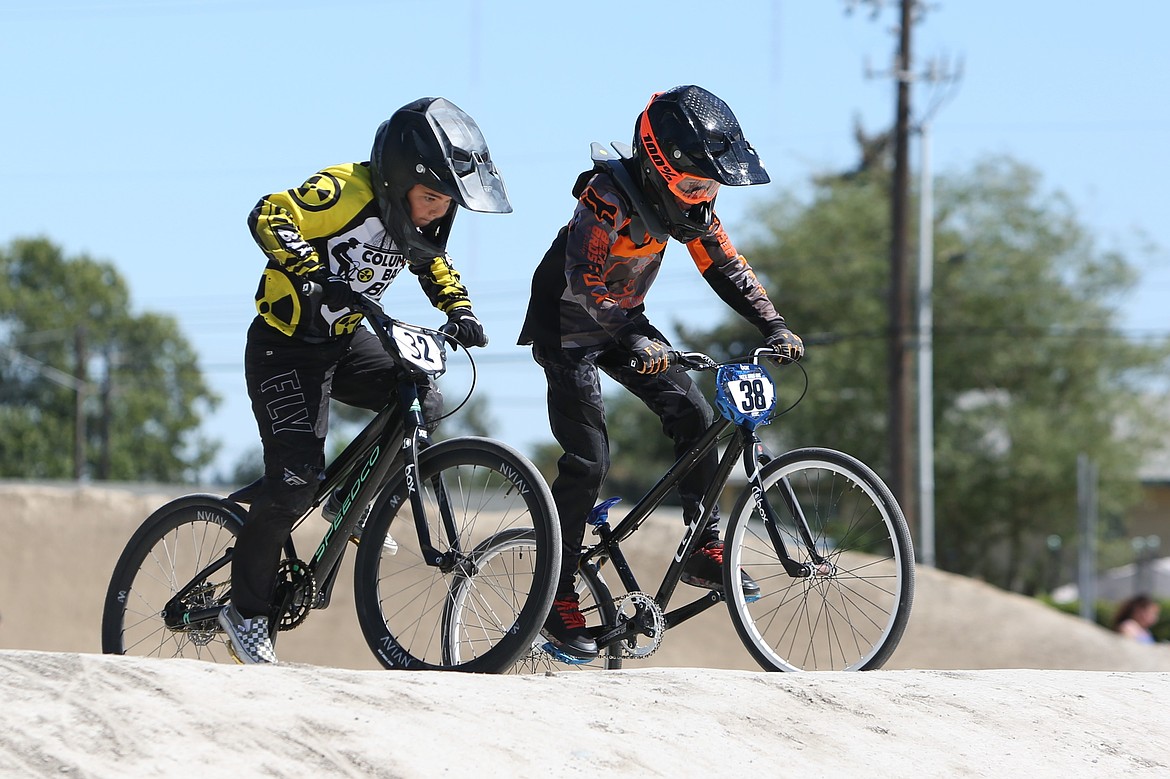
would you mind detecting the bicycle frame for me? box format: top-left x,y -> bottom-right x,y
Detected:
162,300 -> 464,632
578,350 -> 827,646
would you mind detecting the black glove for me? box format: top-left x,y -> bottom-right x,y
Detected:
765,322 -> 804,362
446,307 -> 488,348
305,272 -> 359,310
622,333 -> 670,375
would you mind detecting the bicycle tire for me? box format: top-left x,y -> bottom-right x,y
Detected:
723,447 -> 915,671
101,495 -> 246,663
445,528 -> 621,673
352,436 -> 561,672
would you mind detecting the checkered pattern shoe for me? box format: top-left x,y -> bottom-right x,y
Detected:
218,603 -> 277,664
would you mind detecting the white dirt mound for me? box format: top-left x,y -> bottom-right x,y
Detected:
2,483 -> 1170,777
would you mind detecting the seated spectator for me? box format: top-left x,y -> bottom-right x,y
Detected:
1111,594 -> 1160,644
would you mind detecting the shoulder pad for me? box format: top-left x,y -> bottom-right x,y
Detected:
586,142 -> 668,243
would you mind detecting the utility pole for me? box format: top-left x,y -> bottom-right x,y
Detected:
914,56 -> 962,568
889,0 -> 915,522
99,348 -> 114,480
73,326 -> 88,481
917,115 -> 935,566
850,0 -> 918,520
1076,453 -> 1099,621
852,1 -> 959,565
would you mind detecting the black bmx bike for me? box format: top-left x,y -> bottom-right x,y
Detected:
461,345 -> 915,673
101,295 -> 560,673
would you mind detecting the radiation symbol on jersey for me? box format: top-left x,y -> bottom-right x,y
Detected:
256,269 -> 302,336
357,268 -> 375,283
290,172 -> 342,212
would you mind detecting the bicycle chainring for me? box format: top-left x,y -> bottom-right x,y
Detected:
615,591 -> 665,659
274,559 -> 316,631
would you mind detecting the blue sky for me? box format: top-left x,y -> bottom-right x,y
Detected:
3,0 -> 1167,480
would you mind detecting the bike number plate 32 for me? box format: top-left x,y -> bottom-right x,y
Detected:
715,363 -> 776,429
390,322 -> 447,376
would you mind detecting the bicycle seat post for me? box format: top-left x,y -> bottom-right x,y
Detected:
586,497 -> 644,594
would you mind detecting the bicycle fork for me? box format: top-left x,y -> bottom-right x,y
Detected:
398,382 -> 463,571
743,435 -> 830,578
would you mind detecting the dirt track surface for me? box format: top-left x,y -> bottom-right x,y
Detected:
2,483 -> 1170,777
1,651 -> 1168,777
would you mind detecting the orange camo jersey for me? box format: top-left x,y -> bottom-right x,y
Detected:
518,169 -> 781,349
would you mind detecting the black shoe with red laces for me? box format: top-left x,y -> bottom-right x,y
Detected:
541,592 -> 599,661
681,540 -> 761,601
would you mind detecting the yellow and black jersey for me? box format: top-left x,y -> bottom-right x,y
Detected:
248,162 -> 472,341
518,168 -> 782,349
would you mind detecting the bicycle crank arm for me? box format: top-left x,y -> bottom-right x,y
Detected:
592,622 -> 640,651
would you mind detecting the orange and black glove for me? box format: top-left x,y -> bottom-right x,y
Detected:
622,333 -> 670,375
765,322 -> 804,362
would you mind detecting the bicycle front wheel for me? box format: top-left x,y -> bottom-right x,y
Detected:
723,447 -> 915,671
443,530 -> 622,673
352,437 -> 560,672
101,495 -> 245,663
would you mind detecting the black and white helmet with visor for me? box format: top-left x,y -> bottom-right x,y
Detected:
370,97 -> 511,260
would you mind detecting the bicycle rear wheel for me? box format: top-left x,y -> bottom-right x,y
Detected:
101,496 -> 245,663
723,447 -> 915,671
352,437 -> 560,672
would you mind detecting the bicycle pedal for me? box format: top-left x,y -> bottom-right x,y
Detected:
540,641 -> 592,665
348,529 -> 399,555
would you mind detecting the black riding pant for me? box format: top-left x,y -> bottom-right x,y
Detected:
532,339 -> 718,596
233,318 -> 441,618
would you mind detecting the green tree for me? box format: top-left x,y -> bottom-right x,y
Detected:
0,237 -> 220,480
608,154 -> 1170,592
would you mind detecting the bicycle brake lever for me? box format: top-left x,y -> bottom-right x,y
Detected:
438,322 -> 461,351
677,352 -> 717,371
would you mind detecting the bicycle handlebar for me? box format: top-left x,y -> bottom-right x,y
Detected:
629,346 -> 795,373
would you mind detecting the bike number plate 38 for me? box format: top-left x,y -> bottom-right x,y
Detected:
715,363 -> 776,429
390,322 -> 447,376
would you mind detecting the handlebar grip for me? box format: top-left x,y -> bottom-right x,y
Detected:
301,279 -> 379,317
627,350 -> 680,372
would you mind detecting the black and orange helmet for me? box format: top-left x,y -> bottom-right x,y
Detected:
632,86 -> 769,242
370,97 -> 511,260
